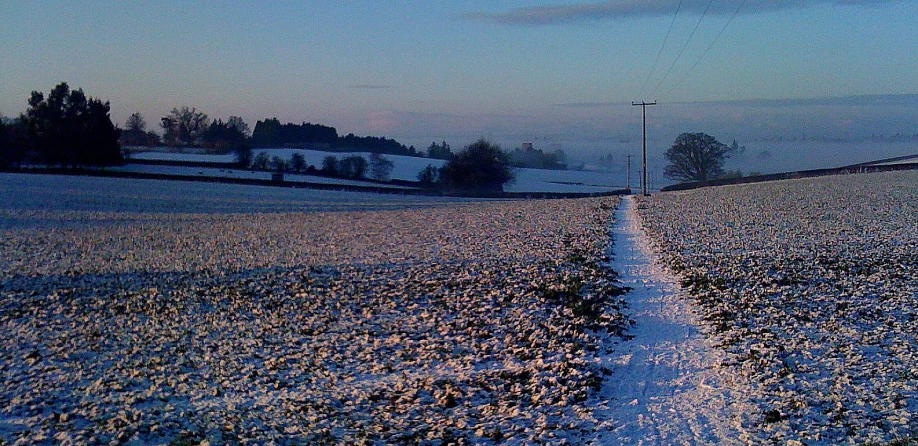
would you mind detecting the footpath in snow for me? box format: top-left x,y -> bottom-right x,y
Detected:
589,195 -> 756,445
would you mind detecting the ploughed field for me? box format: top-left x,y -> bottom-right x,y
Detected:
0,174 -> 629,444
636,170 -> 918,444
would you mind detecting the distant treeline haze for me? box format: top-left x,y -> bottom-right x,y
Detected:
0,82 -> 567,194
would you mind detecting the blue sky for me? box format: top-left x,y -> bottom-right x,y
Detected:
2,0 -> 916,160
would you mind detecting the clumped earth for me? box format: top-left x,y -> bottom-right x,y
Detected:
636,170 -> 918,444
0,185 -> 629,445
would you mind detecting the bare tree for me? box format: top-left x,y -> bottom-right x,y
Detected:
161,107 -> 209,146
339,155 -> 368,179
663,133 -> 734,182
289,152 -> 306,172
369,152 -> 394,181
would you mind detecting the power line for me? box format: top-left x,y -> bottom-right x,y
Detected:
648,0 -> 716,98
661,0 -> 748,99
636,0 -> 684,100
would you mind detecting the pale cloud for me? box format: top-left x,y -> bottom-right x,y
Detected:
347,84 -> 394,90
550,101 -> 621,108
463,0 -> 900,26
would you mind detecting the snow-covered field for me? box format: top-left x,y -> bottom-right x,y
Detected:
0,173 -> 630,444
108,164 -> 421,190
0,173 -> 475,216
250,147 -> 626,193
862,154 -> 918,167
635,170 -> 918,444
127,148 -> 628,194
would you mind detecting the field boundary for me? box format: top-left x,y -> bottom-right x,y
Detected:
2,166 -> 631,199
661,161 -> 918,192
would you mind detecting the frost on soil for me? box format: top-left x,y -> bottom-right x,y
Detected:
635,170 -> 918,444
0,174 -> 630,445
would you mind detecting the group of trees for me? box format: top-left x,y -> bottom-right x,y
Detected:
0,82 -> 122,169
120,108 -> 252,160
241,138 -> 514,192
158,107 -> 250,154
426,141 -> 454,160
119,113 -> 161,146
421,138 -> 514,193
250,118 -> 337,148
248,151 -> 396,182
338,133 -> 418,156
0,83 -> 518,193
159,107 -> 209,147
0,118 -> 25,169
321,155 -> 369,179
250,118 -> 419,156
318,153 -> 395,181
509,144 -> 567,170
200,117 -> 250,153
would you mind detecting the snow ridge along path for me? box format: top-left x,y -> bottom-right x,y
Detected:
590,195 -> 757,445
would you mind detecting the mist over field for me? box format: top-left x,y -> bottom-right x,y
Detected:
378,94 -> 918,183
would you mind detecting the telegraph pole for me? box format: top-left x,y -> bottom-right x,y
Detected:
632,101 -> 656,196
626,154 -> 632,191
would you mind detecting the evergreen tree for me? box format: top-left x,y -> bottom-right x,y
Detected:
23,82 -> 122,167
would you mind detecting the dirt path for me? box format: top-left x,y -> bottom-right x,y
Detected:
588,195 -> 756,445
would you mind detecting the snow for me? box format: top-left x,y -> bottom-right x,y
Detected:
252,148 -> 445,182
251,148 -> 626,193
0,173 -> 473,215
588,195 -> 759,444
0,174 -> 631,444
6,168 -> 917,443
109,164 -> 420,189
509,168 -> 624,194
860,153 -> 918,166
635,170 -> 918,444
131,148 -> 629,193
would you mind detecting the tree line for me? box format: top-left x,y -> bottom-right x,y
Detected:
249,118 -> 420,156
123,113 -> 430,159
247,151 -> 395,182
0,82 -> 518,192
508,144 -> 567,170
242,139 -> 515,193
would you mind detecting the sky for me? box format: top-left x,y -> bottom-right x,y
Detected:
2,0 -> 917,165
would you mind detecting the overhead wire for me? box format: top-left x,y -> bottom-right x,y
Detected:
660,0 -> 748,99
636,0 -> 684,101
647,0 -> 716,99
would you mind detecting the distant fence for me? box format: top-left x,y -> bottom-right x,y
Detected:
661,162 -> 918,192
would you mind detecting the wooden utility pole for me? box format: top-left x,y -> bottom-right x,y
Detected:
626,154 -> 632,191
632,101 -> 656,196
